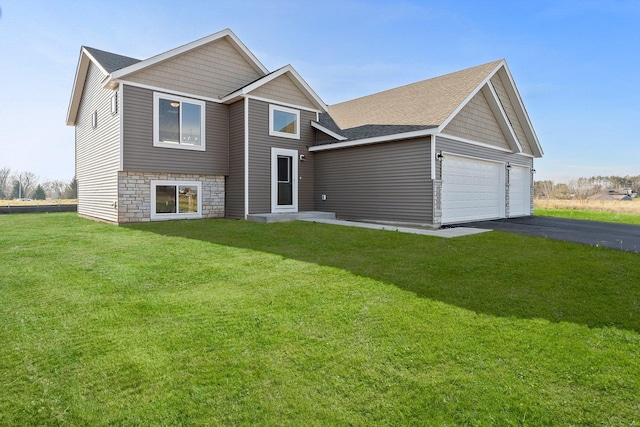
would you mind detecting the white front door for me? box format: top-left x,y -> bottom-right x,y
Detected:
271,148 -> 298,213
441,154 -> 505,224
509,166 -> 531,217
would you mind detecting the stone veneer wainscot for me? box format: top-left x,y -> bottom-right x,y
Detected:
117,171 -> 225,223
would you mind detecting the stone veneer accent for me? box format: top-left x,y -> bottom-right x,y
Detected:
117,171 -> 225,223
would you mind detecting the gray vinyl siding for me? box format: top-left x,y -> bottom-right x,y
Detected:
226,100 -> 245,219
122,85 -> 228,175
435,135 -> 533,179
314,138 -> 432,224
75,62 -> 120,223
247,99 -> 316,214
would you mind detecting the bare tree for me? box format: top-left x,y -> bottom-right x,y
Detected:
0,167 -> 11,198
9,171 -> 39,199
42,180 -> 69,199
534,180 -> 554,199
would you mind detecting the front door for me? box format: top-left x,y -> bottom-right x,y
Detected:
271,148 -> 298,213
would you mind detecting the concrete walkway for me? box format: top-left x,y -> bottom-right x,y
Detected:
299,218 -> 490,238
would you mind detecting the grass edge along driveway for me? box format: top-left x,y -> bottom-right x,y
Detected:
1,213 -> 639,426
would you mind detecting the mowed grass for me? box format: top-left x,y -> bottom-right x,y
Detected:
1,213 -> 639,425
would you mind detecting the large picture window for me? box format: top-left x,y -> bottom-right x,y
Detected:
269,104 -> 300,139
153,93 -> 206,151
150,180 -> 202,220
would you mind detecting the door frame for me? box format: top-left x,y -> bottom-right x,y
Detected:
271,147 -> 298,213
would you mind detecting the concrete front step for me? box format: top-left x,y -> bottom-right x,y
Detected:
247,211 -> 336,223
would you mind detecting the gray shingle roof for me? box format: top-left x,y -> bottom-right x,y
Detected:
84,46 -> 141,73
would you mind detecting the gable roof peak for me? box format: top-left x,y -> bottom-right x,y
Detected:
327,59 -> 505,130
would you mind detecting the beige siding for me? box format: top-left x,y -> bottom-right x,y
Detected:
250,73 -> 317,110
314,138 -> 432,224
490,73 -> 534,155
125,37 -> 263,99
247,99 -> 316,214
443,90 -> 510,150
122,85 -> 229,175
226,100 -> 246,219
75,62 -> 120,223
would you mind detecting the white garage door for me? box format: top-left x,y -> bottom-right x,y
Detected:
508,166 -> 531,217
442,155 -> 505,224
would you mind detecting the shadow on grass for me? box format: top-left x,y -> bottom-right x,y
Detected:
125,219 -> 640,333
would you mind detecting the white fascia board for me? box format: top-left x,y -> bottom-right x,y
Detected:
310,121 -> 347,141
245,95 -> 321,113
439,59 -> 506,130
111,79 -> 223,103
437,132 -> 513,153
309,128 -> 438,152
221,65 -> 328,112
481,83 -> 522,153
497,65 -> 544,157
66,48 -> 110,126
108,29 -> 268,83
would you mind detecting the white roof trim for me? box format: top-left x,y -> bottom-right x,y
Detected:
310,121 -> 348,141
66,47 -> 110,126
221,65 -> 328,112
437,132 -> 513,153
106,28 -> 268,85
309,128 -> 438,152
439,60 -> 505,131
497,65 -> 544,157
481,83 -> 523,153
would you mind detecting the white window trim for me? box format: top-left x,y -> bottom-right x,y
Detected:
153,92 -> 206,151
150,180 -> 203,221
271,148 -> 298,213
269,104 -> 300,140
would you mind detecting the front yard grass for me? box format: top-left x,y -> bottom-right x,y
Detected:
1,213 -> 639,425
534,207 -> 640,225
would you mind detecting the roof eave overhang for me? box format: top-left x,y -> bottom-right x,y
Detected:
309,127 -> 439,152
108,28 -> 269,84
310,121 -> 347,141
220,64 -> 328,112
66,47 -> 110,126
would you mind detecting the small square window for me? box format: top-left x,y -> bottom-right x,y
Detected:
111,93 -> 118,115
269,105 -> 300,139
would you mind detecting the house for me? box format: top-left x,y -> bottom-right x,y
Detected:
589,190 -> 635,201
66,28 -> 543,227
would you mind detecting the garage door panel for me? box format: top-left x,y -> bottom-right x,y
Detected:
442,155 -> 505,224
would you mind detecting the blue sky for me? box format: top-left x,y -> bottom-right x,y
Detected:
1,0 -> 639,183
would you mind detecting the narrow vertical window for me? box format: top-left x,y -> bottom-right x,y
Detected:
92,110 -> 97,128
111,93 -> 118,115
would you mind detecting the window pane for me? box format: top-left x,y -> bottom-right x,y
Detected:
277,156 -> 290,182
159,99 -> 180,143
273,109 -> 297,134
156,185 -> 176,213
181,102 -> 202,146
178,185 -> 199,213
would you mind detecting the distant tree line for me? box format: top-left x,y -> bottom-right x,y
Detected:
0,167 -> 77,200
534,175 -> 640,199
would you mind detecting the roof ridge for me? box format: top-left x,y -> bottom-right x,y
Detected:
331,59 -> 503,107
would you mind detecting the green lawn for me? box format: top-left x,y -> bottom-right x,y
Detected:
535,207 -> 640,225
1,213 -> 639,426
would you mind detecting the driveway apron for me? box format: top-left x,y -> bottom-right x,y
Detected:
459,216 -> 640,252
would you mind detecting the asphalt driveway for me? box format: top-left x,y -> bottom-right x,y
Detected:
459,216 -> 640,253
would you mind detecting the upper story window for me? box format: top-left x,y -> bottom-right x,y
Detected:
153,92 -> 206,151
269,104 -> 300,139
